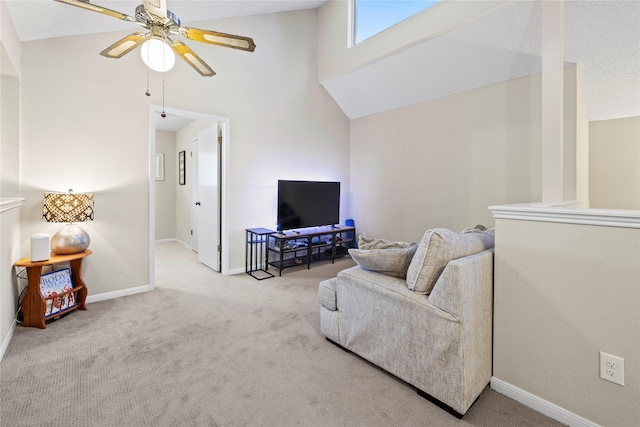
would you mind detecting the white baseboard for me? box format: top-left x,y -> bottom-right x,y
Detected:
228,267 -> 246,275
490,377 -> 601,427
0,321 -> 16,363
155,238 -> 176,244
86,284 -> 153,304
155,238 -> 192,251
176,240 -> 191,250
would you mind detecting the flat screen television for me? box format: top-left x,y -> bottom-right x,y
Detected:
277,180 -> 340,232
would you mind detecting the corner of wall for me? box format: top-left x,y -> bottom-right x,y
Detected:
0,0 -> 21,77
575,64 -> 590,208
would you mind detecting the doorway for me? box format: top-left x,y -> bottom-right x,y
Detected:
148,105 -> 231,288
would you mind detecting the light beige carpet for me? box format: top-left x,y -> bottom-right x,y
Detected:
1,241 -> 564,427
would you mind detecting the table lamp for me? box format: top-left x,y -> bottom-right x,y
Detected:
42,190 -> 94,255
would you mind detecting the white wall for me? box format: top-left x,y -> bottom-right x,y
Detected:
0,0 -> 20,77
350,72 -> 544,242
0,74 -> 20,358
0,7 -> 21,204
18,9 -> 350,299
589,116 -> 640,210
0,75 -> 19,198
0,202 -> 22,360
0,0 -> 22,359
155,130 -> 177,240
493,218 -> 639,426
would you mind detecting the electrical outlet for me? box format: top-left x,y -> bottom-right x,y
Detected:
600,351 -> 624,386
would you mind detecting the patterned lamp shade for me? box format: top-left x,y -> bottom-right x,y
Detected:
43,192 -> 94,223
42,191 -> 94,255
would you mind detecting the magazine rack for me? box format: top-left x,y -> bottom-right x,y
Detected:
14,250 -> 91,329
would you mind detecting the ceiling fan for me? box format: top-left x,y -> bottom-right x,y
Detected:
54,0 -> 256,77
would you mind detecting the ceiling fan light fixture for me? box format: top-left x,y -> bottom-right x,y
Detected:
141,38 -> 175,72
54,0 -> 256,76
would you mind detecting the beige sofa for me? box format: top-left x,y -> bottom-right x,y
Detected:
318,228 -> 494,417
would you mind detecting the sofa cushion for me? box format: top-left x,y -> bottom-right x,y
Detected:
349,244 -> 418,278
406,228 -> 494,294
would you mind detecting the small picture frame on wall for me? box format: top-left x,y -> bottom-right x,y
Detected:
178,151 -> 186,185
155,153 -> 165,181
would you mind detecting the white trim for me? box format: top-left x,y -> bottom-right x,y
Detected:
86,284 -> 153,304
0,197 -> 24,213
490,377 -> 601,427
149,109 -> 157,292
220,120 -> 231,276
0,321 -> 16,363
347,0 -> 356,48
489,202 -> 640,229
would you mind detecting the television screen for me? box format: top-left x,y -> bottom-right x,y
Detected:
277,180 -> 340,231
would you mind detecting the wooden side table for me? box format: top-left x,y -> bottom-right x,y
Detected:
14,250 -> 91,329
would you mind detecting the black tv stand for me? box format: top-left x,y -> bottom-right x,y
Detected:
267,225 -> 355,276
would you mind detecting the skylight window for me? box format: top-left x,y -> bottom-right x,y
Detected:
352,0 -> 441,45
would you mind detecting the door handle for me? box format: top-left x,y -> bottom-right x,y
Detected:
195,202 -> 201,206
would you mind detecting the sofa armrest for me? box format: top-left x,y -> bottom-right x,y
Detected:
318,278 -> 337,311
427,248 -> 494,320
428,248 -> 494,409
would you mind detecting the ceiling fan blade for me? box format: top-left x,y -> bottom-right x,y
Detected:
170,40 -> 216,77
53,0 -> 135,22
143,0 -> 167,19
179,27 -> 256,52
100,33 -> 147,59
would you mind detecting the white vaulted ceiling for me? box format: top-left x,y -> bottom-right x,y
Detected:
5,0 -> 639,122
5,0 -> 327,41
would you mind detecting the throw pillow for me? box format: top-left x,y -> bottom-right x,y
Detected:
461,224 -> 488,233
349,244 -> 418,278
358,234 -> 415,250
406,228 -> 494,294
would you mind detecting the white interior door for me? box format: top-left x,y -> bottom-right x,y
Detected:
194,124 -> 220,271
190,139 -> 199,252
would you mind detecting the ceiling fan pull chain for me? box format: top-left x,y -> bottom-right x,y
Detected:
161,76 -> 167,118
145,65 -> 151,97
160,43 -> 166,118
145,40 -> 151,96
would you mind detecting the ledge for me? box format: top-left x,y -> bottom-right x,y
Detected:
489,202 -> 640,229
0,197 -> 25,213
